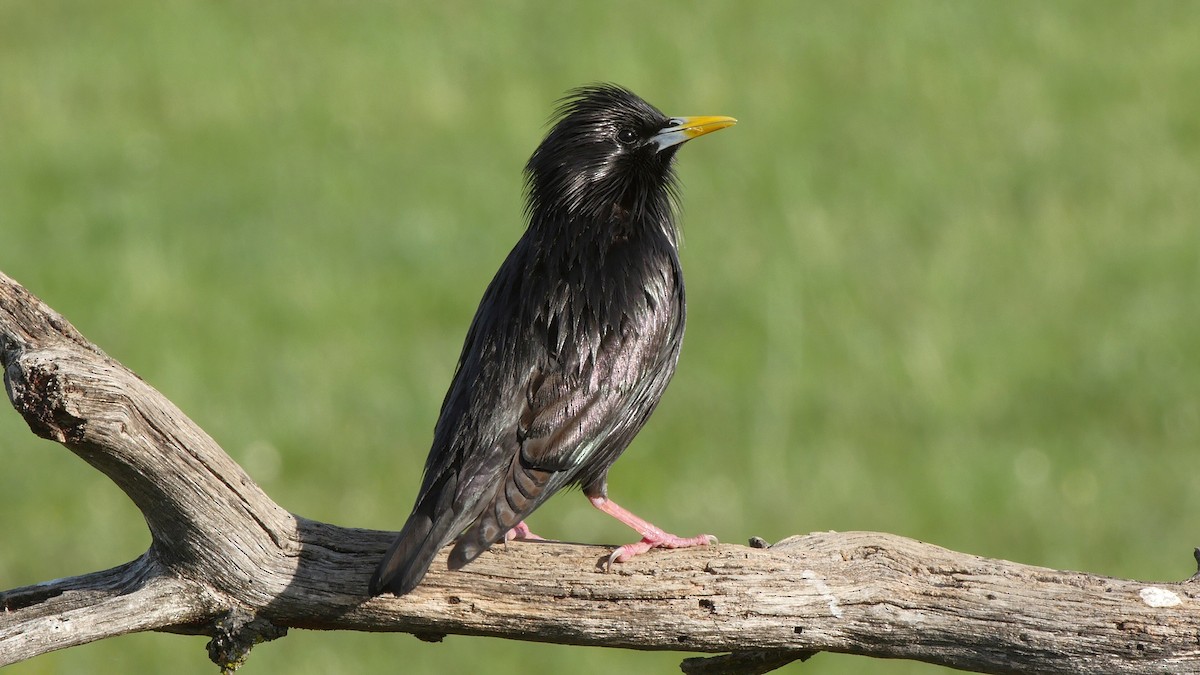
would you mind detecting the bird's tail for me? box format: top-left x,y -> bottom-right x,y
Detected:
369,474 -> 462,596
371,453 -> 555,594
447,458 -> 553,570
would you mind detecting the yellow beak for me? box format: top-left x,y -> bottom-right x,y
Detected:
652,115 -> 737,151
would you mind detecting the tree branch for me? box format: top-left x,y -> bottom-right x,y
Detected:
1,269 -> 1197,674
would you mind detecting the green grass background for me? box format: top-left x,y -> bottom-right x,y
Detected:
2,1 -> 1198,673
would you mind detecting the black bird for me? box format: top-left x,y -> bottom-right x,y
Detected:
370,84 -> 735,596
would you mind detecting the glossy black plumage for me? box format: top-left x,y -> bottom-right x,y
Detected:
370,84 -> 734,596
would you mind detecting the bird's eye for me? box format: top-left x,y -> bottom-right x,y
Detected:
616,128 -> 638,145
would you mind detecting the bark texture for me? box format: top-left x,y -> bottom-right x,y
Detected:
1,270 -> 1197,674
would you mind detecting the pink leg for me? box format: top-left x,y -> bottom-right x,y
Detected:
589,496 -> 717,569
504,521 -> 544,542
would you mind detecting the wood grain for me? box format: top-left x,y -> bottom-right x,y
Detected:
2,270 -> 1196,674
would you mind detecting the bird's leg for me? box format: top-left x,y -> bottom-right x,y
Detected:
504,521 -> 544,542
588,496 -> 717,569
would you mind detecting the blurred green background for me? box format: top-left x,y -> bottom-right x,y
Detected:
2,1 -> 1198,673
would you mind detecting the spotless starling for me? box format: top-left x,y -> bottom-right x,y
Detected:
370,84 -> 735,596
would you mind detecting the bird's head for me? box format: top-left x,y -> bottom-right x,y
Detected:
524,84 -> 735,226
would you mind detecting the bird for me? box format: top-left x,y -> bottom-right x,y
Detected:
370,84 -> 735,596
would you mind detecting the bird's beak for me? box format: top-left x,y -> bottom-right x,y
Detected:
652,115 -> 737,152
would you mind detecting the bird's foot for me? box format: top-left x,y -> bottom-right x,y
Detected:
587,494 -> 716,571
504,521 -> 545,542
603,532 -> 718,571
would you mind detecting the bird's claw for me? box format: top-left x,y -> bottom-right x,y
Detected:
504,521 -> 545,543
600,533 -> 717,572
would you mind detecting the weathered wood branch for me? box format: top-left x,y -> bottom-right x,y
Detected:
1,269 -> 1197,674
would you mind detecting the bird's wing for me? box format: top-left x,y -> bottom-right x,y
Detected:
370,245 -> 530,596
374,241 -> 682,591
447,268 -> 683,569
518,325 -> 660,473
